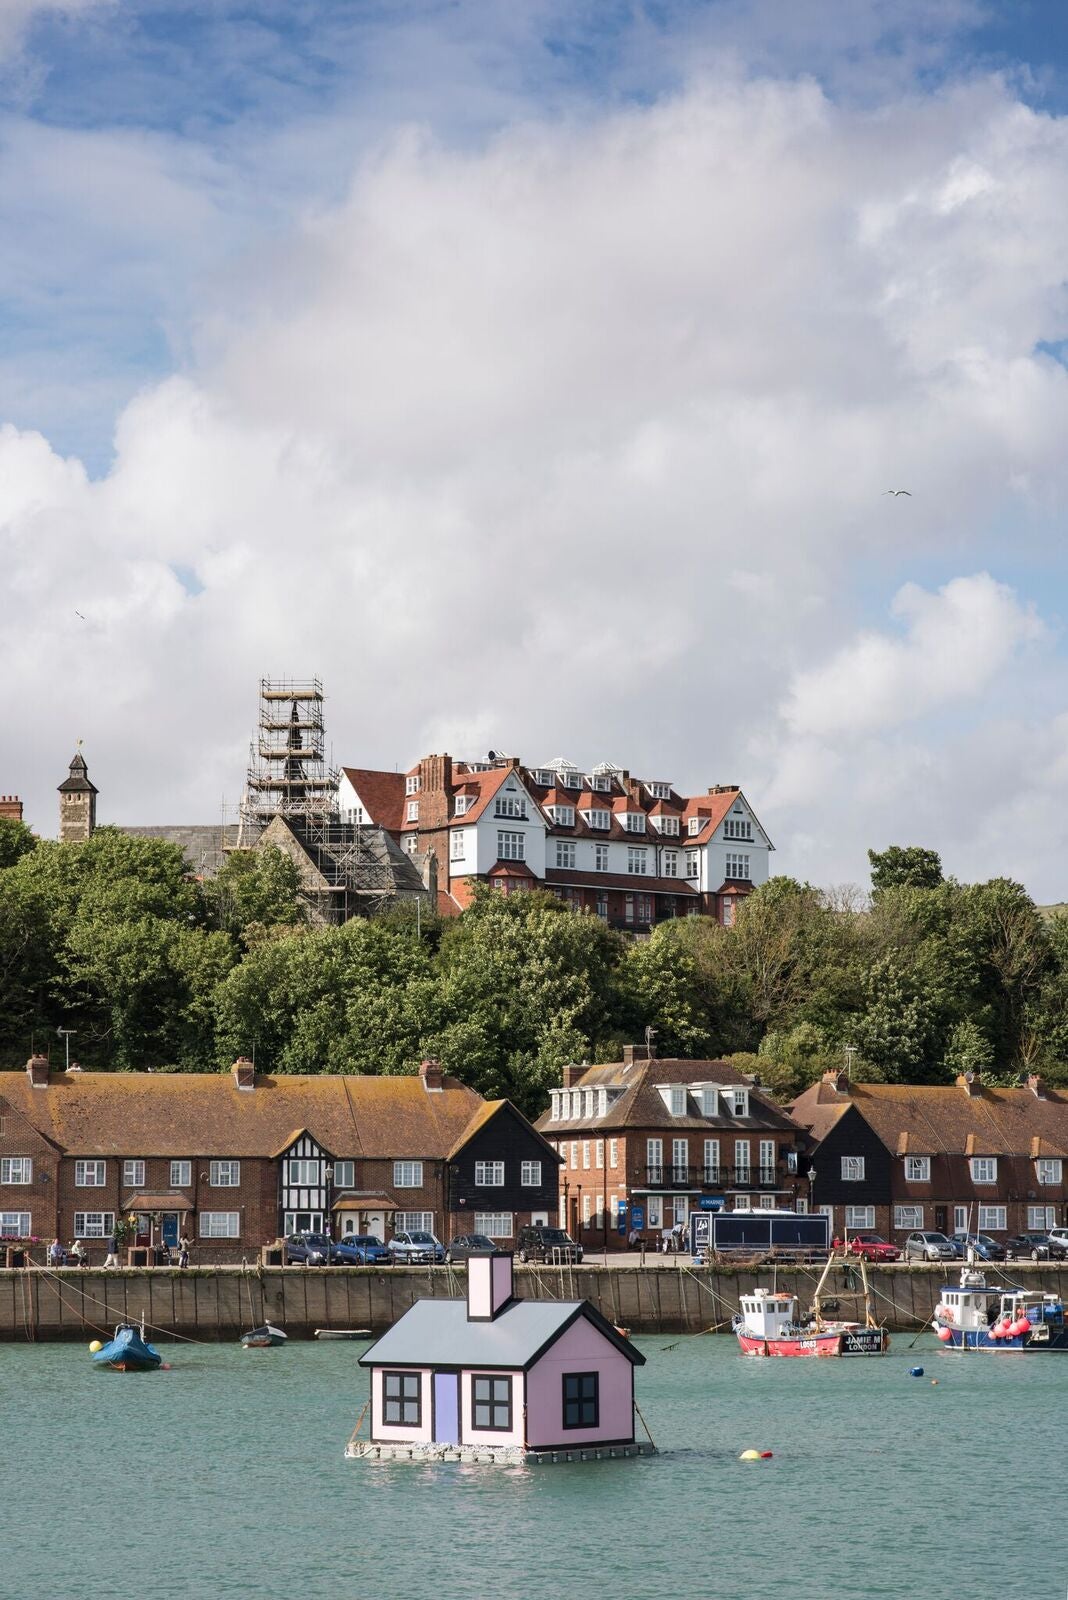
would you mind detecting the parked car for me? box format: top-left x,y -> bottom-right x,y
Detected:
284,1232 -> 339,1265
953,1232 -> 1006,1262
1005,1232 -> 1068,1262
331,1234 -> 392,1266
903,1230 -> 958,1262
846,1233 -> 901,1262
514,1225 -> 583,1264
1048,1226 -> 1068,1253
444,1233 -> 497,1263
388,1230 -> 445,1264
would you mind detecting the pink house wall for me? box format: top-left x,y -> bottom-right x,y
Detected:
525,1317 -> 634,1448
370,1366 -> 434,1444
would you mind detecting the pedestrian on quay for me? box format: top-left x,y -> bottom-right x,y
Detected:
178,1233 -> 190,1269
69,1239 -> 87,1267
48,1238 -> 65,1267
103,1231 -> 119,1270
627,1226 -> 640,1251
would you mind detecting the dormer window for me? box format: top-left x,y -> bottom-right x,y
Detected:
597,1088 -> 608,1116
405,775 -> 420,795
689,817 -> 704,836
406,800 -> 419,822
624,813 -> 646,833
549,805 -> 575,826
454,795 -> 471,816
563,771 -> 581,789
724,1088 -> 748,1117
591,774 -> 612,792
532,769 -> 552,786
660,816 -> 680,836
583,1089 -> 594,1117
647,782 -> 672,799
670,1086 -> 686,1115
585,809 -> 611,830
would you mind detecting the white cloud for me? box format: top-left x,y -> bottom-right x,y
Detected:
5,61 -> 1068,896
782,574 -> 1045,739
0,0 -> 108,59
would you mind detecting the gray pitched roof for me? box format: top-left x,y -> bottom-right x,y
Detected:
359,1297 -> 643,1370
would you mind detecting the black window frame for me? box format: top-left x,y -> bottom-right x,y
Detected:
382,1370 -> 421,1427
471,1373 -> 513,1432
562,1371 -> 600,1429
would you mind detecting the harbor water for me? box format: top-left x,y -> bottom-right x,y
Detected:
2,1332 -> 1062,1600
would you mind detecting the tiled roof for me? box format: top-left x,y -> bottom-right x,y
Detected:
446,1099 -> 564,1162
543,868 -> 698,896
791,1080 -> 1068,1158
340,768 -> 407,833
535,1057 -> 799,1136
0,1070 -> 483,1159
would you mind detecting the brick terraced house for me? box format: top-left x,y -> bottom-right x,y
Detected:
791,1070 -> 1068,1243
337,752 -> 772,929
535,1045 -> 807,1250
0,1056 -> 560,1261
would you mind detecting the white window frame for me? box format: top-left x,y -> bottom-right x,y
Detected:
953,1205 -> 968,1233
685,853 -> 699,879
74,1211 -> 115,1239
594,844 -> 610,871
405,775 -> 420,795
977,1205 -> 1006,1232
0,1157 -> 32,1185
549,805 -> 575,827
627,846 -> 648,875
595,1141 -> 604,1170
170,1160 -> 191,1188
734,1139 -> 751,1179
520,1160 -> 542,1187
75,1159 -> 106,1187
733,1195 -> 751,1212
1036,1158 -> 1063,1185
0,1211 -> 31,1237
454,795 -> 470,816
582,1140 -> 591,1169
589,809 -> 611,830
122,1159 -> 145,1188
1028,1205 -> 1056,1230
840,1156 -> 865,1182
287,1158 -> 320,1185
704,1139 -> 720,1182
569,1142 -> 578,1169
894,1204 -> 924,1230
474,1161 -> 505,1187
647,1195 -> 662,1228
451,831 -> 465,860
393,1161 -> 424,1188
845,1206 -> 875,1230
406,800 -> 420,822
647,782 -> 671,799
555,840 -> 576,869
970,1157 -> 997,1184
209,1160 -> 240,1187
647,1138 -> 663,1183
724,852 -> 751,880
498,831 -> 525,861
661,816 -> 680,836
688,817 -> 701,836
663,852 -> 678,877
609,1139 -> 618,1169
473,1212 -> 513,1238
669,1086 -> 686,1115
200,1212 -> 240,1239
905,1156 -> 930,1182
332,1160 -> 355,1189
624,813 -> 646,834
759,1139 -> 776,1180
672,1139 -> 688,1183
394,1211 -> 434,1234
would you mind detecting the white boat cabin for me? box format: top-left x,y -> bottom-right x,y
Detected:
738,1289 -> 799,1339
935,1272 -> 1064,1339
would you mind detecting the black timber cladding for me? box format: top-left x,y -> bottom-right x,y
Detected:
448,1103 -> 561,1214
806,1104 -> 892,1207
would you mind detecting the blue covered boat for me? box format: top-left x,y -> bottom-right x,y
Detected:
932,1268 -> 1068,1351
91,1320 -> 163,1371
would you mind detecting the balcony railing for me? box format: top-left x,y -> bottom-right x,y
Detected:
642,1163 -> 786,1189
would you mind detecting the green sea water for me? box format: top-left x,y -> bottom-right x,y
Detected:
1,1332 -> 1063,1600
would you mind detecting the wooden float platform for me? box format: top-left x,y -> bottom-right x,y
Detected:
345,1440 -> 657,1465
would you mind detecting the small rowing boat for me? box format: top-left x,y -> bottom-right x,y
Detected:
240,1323 -> 287,1348
91,1318 -> 162,1372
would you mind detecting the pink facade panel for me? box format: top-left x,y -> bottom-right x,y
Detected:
459,1369 -> 526,1448
524,1316 -> 634,1448
491,1253 -> 513,1312
467,1257 -> 493,1318
370,1366 -> 434,1444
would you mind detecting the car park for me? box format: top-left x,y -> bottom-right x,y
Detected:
953,1232 -> 1006,1262
388,1229 -> 445,1264
514,1225 -> 583,1264
332,1234 -> 392,1266
1005,1232 -> 1068,1261
444,1233 -> 497,1263
284,1231 -> 339,1265
903,1230 -> 958,1262
846,1233 -> 901,1262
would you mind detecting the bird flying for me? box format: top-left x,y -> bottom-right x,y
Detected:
883,489 -> 912,496
74,610 -> 86,619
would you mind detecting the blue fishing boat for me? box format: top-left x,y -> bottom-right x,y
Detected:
932,1267 -> 1068,1351
91,1319 -> 163,1371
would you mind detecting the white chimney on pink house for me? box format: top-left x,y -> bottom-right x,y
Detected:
467,1252 -> 515,1322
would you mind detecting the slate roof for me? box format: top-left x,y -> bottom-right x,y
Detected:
0,1070 -> 483,1159
445,1099 -> 564,1163
359,1296 -> 643,1370
791,1079 -> 1068,1159
536,1057 -> 800,1136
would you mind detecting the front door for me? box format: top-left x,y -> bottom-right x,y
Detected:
161,1213 -> 179,1248
935,1206 -> 947,1234
433,1373 -> 460,1444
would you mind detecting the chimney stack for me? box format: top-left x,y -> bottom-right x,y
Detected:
561,1063 -> 586,1088
232,1057 -> 256,1090
0,795 -> 23,821
957,1072 -> 983,1097
1027,1073 -> 1047,1099
467,1251 -> 515,1322
420,1057 -> 443,1092
26,1054 -> 49,1088
622,1043 -> 654,1067
822,1069 -> 850,1094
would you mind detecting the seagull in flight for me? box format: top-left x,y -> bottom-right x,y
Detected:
74,610 -> 86,619
883,489 -> 911,496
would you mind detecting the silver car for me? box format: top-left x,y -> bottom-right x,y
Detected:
903,1230 -> 957,1262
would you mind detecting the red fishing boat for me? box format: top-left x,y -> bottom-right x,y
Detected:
732,1254 -> 890,1357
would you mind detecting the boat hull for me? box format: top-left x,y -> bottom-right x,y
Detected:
941,1328 -> 1068,1352
241,1324 -> 287,1348
737,1326 -> 889,1358
91,1326 -> 162,1371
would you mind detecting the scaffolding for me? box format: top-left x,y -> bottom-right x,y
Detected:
243,677 -> 337,830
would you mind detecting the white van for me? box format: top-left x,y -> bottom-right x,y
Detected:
1048,1226 -> 1068,1252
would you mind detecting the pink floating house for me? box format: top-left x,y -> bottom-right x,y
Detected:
350,1253 -> 652,1462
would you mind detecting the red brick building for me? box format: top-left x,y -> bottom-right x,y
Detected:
791,1071 -> 1068,1243
534,1045 -> 806,1250
0,1056 -> 560,1262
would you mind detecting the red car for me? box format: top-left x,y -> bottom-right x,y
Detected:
847,1233 -> 901,1262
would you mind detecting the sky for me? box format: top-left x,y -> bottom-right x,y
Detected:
3,0 -> 1068,897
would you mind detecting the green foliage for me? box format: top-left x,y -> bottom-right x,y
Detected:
203,847 -> 306,944
0,818 -> 36,869
868,844 -> 943,894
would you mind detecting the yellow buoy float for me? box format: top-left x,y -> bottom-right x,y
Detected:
88,1340 -> 102,1353
739,1449 -> 761,1461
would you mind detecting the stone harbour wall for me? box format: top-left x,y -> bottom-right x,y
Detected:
2,1261 -> 1066,1341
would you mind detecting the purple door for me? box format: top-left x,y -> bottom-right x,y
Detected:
434,1373 -> 460,1444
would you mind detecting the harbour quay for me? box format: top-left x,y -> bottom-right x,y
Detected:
3,1260 -> 1068,1341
